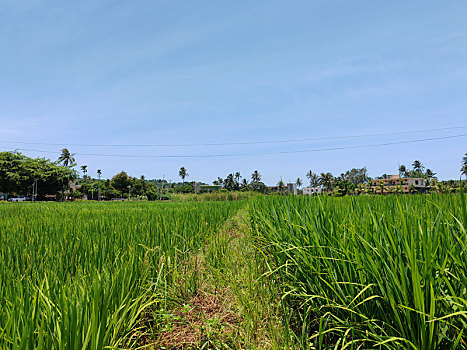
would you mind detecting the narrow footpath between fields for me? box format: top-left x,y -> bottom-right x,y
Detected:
141,207 -> 287,349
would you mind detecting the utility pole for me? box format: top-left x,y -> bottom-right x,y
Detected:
97,169 -> 101,201
127,185 -> 131,201
161,174 -> 165,201
32,178 -> 38,201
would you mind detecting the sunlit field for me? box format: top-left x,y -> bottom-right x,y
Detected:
1,193 -> 466,349
0,201 -> 245,349
250,193 -> 467,349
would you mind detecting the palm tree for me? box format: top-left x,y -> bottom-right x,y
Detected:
277,178 -> 285,195
80,165 -> 88,178
306,170 -> 313,184
179,167 -> 188,183
412,160 -> 424,174
58,148 -> 75,167
398,165 -> 407,177
251,170 -> 261,183
461,153 -> 467,180
425,169 -> 436,179
240,178 -> 249,190
234,172 -> 241,189
296,177 -> 302,189
306,170 -> 319,186
319,172 -> 334,190
225,174 -> 235,190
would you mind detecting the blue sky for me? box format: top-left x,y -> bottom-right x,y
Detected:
1,0 -> 466,184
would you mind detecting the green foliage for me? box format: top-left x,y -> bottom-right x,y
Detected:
250,195 -> 467,349
172,191 -> 259,202
0,201 -> 245,349
0,151 -> 76,198
110,170 -> 131,192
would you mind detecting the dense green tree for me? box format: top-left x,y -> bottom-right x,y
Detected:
0,151 -> 76,198
110,171 -> 131,195
344,167 -> 368,185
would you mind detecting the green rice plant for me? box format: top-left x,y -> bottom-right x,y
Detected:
0,201 -> 245,349
250,194 -> 467,349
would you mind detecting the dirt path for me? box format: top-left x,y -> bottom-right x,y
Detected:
140,208 -> 285,349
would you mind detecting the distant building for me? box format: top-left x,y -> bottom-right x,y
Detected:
267,183 -> 297,195
371,175 -> 428,194
303,186 -> 325,195
287,183 -> 297,195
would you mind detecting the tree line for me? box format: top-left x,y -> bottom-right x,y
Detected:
1,149 -> 466,200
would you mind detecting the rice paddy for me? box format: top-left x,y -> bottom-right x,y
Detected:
0,201 -> 245,349
1,193 -> 466,349
250,193 -> 467,349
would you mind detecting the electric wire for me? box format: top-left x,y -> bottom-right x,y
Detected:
0,125 -> 465,147
2,134 -> 465,158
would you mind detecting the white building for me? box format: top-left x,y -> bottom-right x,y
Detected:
303,186 -> 325,195
287,183 -> 297,195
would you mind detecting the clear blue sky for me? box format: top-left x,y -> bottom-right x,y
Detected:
1,0 -> 466,184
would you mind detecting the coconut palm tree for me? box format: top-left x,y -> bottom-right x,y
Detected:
179,167 -> 188,183
412,160 -> 424,175
225,174 -> 235,190
80,165 -> 88,178
319,172 -> 334,190
425,169 -> 436,179
398,165 -> 407,177
461,153 -> 467,180
58,148 -> 75,167
306,170 -> 319,186
235,172 -> 241,184
240,178 -> 249,190
251,170 -> 261,183
296,177 -> 302,189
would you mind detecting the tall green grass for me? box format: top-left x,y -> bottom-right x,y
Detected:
0,201 -> 244,349
250,194 -> 467,349
171,191 -> 260,202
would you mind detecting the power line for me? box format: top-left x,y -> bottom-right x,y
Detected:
0,125 -> 465,147
2,134 -> 465,158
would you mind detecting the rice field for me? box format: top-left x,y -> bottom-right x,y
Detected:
0,201 -> 245,349
1,193 -> 466,349
250,193 -> 467,349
